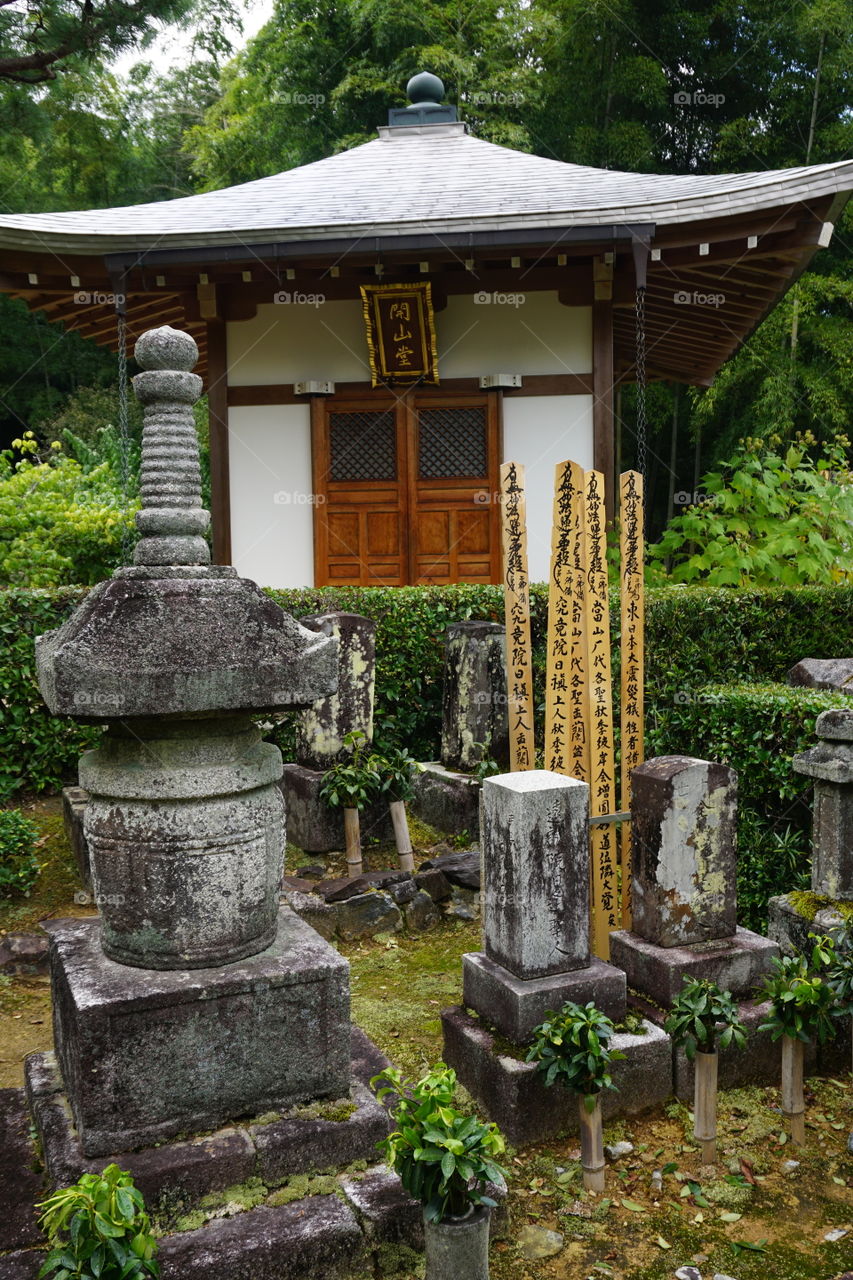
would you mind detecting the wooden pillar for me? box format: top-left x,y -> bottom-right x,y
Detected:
206,319 -> 232,565
592,259 -> 615,524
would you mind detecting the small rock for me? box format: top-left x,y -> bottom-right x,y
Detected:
674,1268 -> 702,1280
650,1170 -> 663,1193
847,1131 -> 853,1156
296,864 -> 325,880
712,1274 -> 739,1280
335,891 -> 402,940
442,886 -> 480,919
414,867 -> 453,902
824,1228 -> 848,1242
419,849 -> 480,890
404,890 -> 439,933
604,1141 -> 634,1161
781,1159 -> 800,1174
517,1225 -> 564,1259
559,1200 -> 591,1219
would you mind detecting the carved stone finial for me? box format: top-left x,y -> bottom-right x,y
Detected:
131,325 -> 210,567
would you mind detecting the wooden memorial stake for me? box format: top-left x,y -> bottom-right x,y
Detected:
584,470 -> 617,960
500,461 -> 535,771
619,470 -> 644,930
781,1037 -> 806,1145
579,1095 -> 606,1192
545,461 -> 580,774
568,464 -> 591,785
694,1049 -> 719,1165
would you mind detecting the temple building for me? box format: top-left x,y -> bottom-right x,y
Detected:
0,74 -> 850,586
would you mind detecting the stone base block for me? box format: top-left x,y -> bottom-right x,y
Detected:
280,765 -> 392,854
47,907 -> 351,1155
26,1033 -> 390,1212
609,926 -> 779,1005
767,892 -> 851,957
158,1195 -> 367,1280
410,762 -> 481,837
462,951 -> 626,1043
441,1005 -> 671,1148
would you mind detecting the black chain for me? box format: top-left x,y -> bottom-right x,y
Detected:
635,286 -> 647,483
117,310 -> 131,565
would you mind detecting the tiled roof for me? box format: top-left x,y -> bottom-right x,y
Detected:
0,123 -> 851,253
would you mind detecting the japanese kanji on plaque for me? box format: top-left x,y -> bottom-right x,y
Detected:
359,282 -> 439,386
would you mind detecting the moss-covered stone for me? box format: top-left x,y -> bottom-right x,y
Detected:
285,1097 -> 358,1124
786,889 -> 853,924
266,1174 -> 339,1206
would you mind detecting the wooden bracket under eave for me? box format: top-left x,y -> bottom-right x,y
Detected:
197,281 -> 220,320
593,257 -> 613,301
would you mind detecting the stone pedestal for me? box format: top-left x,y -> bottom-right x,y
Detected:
46,908 -> 351,1156
793,708 -> 853,900
295,614 -> 376,771
409,761 -> 481,836
610,926 -> 779,1006
440,621 -> 508,771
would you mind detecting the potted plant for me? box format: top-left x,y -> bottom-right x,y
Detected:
664,977 -> 746,1164
526,1001 -> 623,1191
374,744 -> 419,874
372,1062 -> 506,1280
319,729 -> 383,877
36,1163 -> 159,1279
759,945 -> 839,1144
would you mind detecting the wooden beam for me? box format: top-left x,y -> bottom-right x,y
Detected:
592,294 -> 615,522
206,320 -> 232,566
227,373 -> 594,407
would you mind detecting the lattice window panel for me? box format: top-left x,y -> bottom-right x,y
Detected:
329,411 -> 397,482
418,407 -> 488,479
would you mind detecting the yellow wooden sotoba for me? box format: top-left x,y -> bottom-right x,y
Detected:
619,470 -> 645,930
500,460 -> 535,771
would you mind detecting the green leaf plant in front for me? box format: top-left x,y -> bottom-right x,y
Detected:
527,1001 -> 624,1192
371,1062 -> 507,1224
665,978 -> 746,1164
759,945 -> 840,1145
813,926 -> 853,1078
37,1163 -> 159,1280
318,729 -> 382,877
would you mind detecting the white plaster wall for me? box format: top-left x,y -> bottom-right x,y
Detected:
228,404 -> 315,587
502,395 -> 594,583
227,293 -> 590,384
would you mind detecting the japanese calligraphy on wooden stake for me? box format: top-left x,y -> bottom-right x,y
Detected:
584,469 -> 617,960
545,461 -> 586,778
359,282 -> 440,386
500,461 -> 535,771
619,470 -> 645,930
568,463 -> 590,786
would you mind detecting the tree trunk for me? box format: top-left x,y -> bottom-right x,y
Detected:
781,1037 -> 805,1145
578,1095 -> 605,1192
694,1049 -> 718,1165
389,798 -> 414,873
344,807 -> 362,877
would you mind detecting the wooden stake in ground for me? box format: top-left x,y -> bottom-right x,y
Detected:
578,1096 -> 606,1192
619,470 -> 644,930
694,1049 -> 718,1165
584,469 -> 617,960
343,808 -> 362,878
545,461 -> 581,775
500,461 -> 535,771
568,463 -> 590,784
389,799 -> 414,874
781,1037 -> 806,1144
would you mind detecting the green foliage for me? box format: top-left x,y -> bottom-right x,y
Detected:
526,1001 -> 624,1106
373,743 -> 419,804
0,807 -> 40,896
664,978 -> 746,1062
371,1062 -> 506,1223
649,436 -> 853,587
37,1163 -> 159,1280
318,729 -> 383,811
813,926 -> 853,1015
758,949 -> 840,1046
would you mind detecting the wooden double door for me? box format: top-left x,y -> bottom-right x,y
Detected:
311,391 -> 502,586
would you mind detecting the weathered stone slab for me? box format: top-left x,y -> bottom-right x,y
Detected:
46,909 -> 351,1156
410,761 -> 482,837
789,658 -> 853,694
766,893 -> 846,957
157,1196 -> 367,1280
0,1250 -> 42,1279
0,932 -> 48,976
335,893 -> 402,940
630,756 -> 738,947
0,1089 -> 43,1251
350,1026 -> 391,1090
282,890 -> 337,941
404,890 -> 440,932
296,614 -> 376,771
250,1084 -> 389,1182
280,764 -> 392,854
794,710 -> 853,900
481,770 -> 590,979
62,785 -> 91,891
440,621 -> 508,771
340,1166 -> 423,1247
441,1006 -> 671,1148
414,867 -> 453,902
462,951 -> 626,1043
419,849 -> 481,890
609,926 -> 778,1005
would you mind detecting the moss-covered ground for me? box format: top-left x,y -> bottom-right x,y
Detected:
1,804 -> 850,1278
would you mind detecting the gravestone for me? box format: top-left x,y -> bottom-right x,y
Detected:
295,613 -> 376,770
440,621 -> 508,770
27,328 -> 392,1193
788,658 -> 853,695
609,755 -> 780,1098
442,770 -> 672,1144
793,708 -> 853,900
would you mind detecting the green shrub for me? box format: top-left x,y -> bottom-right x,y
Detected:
0,807 -> 40,896
526,1001 -> 623,1104
37,1163 -> 159,1280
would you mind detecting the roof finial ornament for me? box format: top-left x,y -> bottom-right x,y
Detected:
406,71 -> 445,106
388,71 -> 458,127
